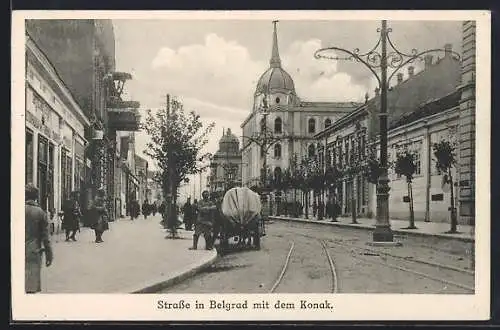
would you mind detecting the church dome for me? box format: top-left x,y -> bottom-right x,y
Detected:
254,21 -> 296,96
216,128 -> 240,155
256,67 -> 295,95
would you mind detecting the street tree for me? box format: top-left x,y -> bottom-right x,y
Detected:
433,140 -> 458,233
324,164 -> 342,221
142,97 -> 215,237
394,149 -> 418,229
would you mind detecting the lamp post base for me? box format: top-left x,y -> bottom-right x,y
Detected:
372,225 -> 395,242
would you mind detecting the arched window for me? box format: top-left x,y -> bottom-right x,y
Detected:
274,143 -> 282,158
324,118 -> 332,128
274,117 -> 282,133
260,118 -> 266,133
308,144 -> 316,158
275,97 -> 280,104
308,118 -> 316,134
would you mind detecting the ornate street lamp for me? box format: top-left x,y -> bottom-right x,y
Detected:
315,20 -> 460,243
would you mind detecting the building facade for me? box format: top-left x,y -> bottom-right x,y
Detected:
25,32 -> 91,216
147,170 -> 163,204
457,21 -> 476,226
209,129 -> 243,194
316,42 -> 469,224
240,22 -> 361,192
135,153 -> 149,204
26,20 -> 141,222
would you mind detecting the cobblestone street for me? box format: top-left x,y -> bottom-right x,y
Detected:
162,221 -> 474,294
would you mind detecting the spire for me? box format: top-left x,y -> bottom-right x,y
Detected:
270,20 -> 281,68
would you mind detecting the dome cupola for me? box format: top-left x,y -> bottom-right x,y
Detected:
216,128 -> 240,155
255,21 -> 296,97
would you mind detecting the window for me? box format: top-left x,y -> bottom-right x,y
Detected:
274,143 -> 282,158
48,143 -> 55,212
275,97 -> 280,104
308,144 -> 316,158
260,118 -> 266,133
274,167 -> 282,184
274,117 -> 282,133
26,130 -> 34,184
344,140 -> 349,165
359,135 -> 366,158
326,150 -> 332,167
324,118 -> 332,128
396,140 -> 423,177
308,118 -> 316,134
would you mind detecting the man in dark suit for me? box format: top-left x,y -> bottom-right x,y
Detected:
25,183 -> 53,293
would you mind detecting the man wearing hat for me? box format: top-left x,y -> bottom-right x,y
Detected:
189,190 -> 216,250
25,183 -> 53,293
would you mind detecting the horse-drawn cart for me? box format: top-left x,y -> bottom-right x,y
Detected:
218,187 -> 265,250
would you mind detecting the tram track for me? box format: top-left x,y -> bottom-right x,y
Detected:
290,231 -> 474,293
269,239 -> 339,293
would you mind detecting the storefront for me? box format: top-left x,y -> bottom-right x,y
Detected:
26,34 -> 90,214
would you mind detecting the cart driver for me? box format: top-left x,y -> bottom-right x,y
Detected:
189,190 -> 216,250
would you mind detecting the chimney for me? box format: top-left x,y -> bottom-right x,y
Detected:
424,55 -> 433,69
408,66 -> 414,77
374,87 -> 380,96
444,43 -> 452,57
397,73 -> 403,84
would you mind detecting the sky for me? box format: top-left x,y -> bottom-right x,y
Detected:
112,19 -> 461,201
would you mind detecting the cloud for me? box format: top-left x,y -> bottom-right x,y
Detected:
141,34 -> 377,169
151,33 -> 266,110
282,39 -> 372,101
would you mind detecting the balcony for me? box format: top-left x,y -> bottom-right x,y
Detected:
108,107 -> 141,131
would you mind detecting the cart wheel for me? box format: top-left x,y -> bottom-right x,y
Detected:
254,233 -> 260,250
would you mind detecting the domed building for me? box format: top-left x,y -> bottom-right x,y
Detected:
208,128 -> 242,194
241,22 -> 363,188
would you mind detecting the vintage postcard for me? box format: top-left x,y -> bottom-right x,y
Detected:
11,10 -> 490,321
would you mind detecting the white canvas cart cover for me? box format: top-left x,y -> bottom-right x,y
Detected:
221,187 -> 262,226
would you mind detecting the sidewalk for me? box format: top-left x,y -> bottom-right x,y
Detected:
41,215 -> 217,293
270,215 -> 474,242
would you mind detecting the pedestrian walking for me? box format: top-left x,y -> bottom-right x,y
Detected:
62,191 -> 81,241
182,197 -> 194,231
142,199 -> 150,219
25,183 -> 53,293
189,191 -> 216,250
318,200 -> 325,220
130,199 -> 140,220
89,189 -> 109,243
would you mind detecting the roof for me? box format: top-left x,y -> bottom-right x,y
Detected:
369,54 -> 461,137
316,53 -> 461,138
388,89 -> 461,129
255,67 -> 296,95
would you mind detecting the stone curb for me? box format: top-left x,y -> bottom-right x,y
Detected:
125,251 -> 219,294
270,216 -> 475,243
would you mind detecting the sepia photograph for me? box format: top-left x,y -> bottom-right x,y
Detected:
11,10 -> 490,321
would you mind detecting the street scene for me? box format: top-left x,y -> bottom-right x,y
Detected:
23,17 -> 477,295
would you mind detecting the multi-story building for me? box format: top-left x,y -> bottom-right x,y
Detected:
457,21 -> 476,226
135,153 -> 149,204
25,31 -> 90,216
240,22 -> 361,193
315,42 -> 469,224
209,128 -> 243,194
25,20 -> 141,222
147,169 -> 163,204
